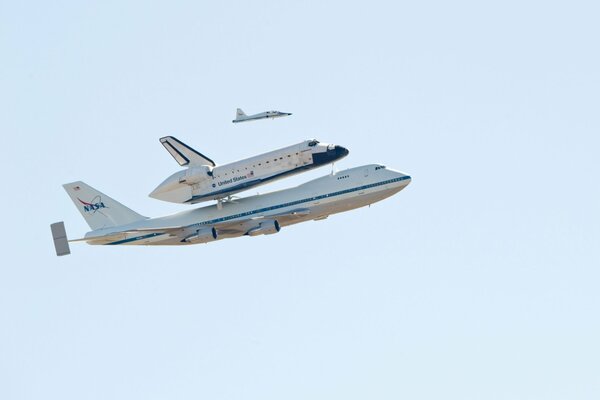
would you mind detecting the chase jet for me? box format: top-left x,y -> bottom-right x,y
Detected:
51,164 -> 411,255
149,137 -> 349,205
232,108 -> 291,123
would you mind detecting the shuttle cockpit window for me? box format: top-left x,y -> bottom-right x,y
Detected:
375,165 -> 386,170
308,140 -> 320,147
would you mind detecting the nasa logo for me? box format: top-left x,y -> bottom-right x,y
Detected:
77,197 -> 107,213
212,183 -> 216,188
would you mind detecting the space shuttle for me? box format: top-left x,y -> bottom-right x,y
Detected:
149,136 -> 349,204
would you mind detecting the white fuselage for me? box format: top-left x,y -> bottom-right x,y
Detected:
149,139 -> 349,204
232,111 -> 291,123
86,164 -> 411,245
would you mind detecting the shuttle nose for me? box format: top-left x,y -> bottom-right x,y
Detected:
335,145 -> 349,158
312,144 -> 350,165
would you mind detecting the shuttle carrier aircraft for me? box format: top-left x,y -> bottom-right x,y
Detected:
51,164 -> 411,255
150,137 -> 349,205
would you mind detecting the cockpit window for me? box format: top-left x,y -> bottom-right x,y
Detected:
375,165 -> 386,170
308,140 -> 319,147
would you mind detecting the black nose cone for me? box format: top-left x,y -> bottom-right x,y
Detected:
335,145 -> 349,158
312,145 -> 350,165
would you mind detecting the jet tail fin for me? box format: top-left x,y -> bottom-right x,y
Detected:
236,108 -> 246,119
159,136 -> 216,167
50,221 -> 71,256
63,181 -> 147,231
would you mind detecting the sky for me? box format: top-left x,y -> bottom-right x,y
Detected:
1,1 -> 599,399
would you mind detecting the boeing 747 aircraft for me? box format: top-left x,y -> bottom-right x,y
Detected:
51,165 -> 411,255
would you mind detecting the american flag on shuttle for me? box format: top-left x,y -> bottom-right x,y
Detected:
73,186 -> 80,191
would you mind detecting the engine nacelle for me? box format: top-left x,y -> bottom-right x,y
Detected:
182,227 -> 218,243
247,220 -> 280,237
180,166 -> 212,185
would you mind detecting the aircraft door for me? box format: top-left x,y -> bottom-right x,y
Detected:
364,167 -> 370,177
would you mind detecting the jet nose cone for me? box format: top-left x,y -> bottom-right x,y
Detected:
335,145 -> 349,158
395,171 -> 412,186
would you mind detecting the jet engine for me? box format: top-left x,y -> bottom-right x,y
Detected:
247,220 -> 280,237
182,227 -> 218,243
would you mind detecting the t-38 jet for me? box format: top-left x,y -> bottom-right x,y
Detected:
232,108 -> 291,123
149,136 -> 349,205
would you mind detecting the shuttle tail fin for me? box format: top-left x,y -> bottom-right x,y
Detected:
159,136 -> 216,167
63,181 -> 148,231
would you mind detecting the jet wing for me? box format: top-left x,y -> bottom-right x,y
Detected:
69,227 -> 184,244
160,136 -> 216,167
211,208 -> 311,235
71,208 -> 311,243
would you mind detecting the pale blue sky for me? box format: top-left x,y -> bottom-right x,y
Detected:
1,1 -> 599,399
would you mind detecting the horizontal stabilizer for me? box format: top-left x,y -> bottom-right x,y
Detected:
160,136 -> 216,167
51,221 -> 71,256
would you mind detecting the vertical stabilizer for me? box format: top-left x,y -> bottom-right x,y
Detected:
159,136 -> 216,167
236,108 -> 246,119
63,181 -> 147,231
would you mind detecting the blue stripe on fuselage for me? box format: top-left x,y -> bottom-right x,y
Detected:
106,176 -> 410,245
106,232 -> 165,245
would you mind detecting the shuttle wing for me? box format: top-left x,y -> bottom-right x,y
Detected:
72,208 -> 312,245
160,136 -> 216,167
